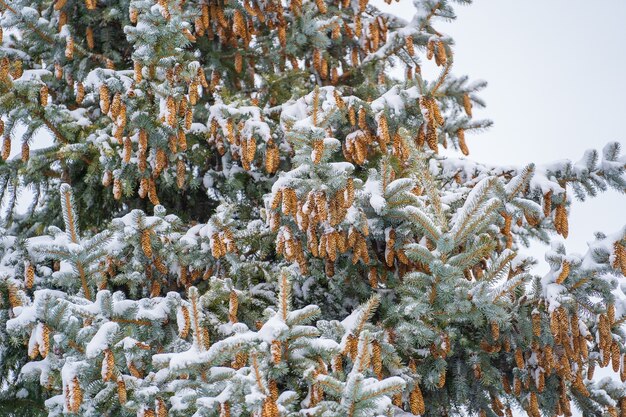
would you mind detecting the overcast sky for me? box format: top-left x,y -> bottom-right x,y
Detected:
372,0 -> 626,261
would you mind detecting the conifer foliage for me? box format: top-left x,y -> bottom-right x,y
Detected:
0,0 -> 625,415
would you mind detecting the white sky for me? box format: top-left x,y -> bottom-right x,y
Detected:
373,0 -> 626,261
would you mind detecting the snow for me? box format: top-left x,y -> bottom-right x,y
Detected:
116,336 -> 145,350
257,314 -> 289,343
15,69 -> 51,82
385,178 -> 414,197
85,322 -> 119,358
169,331 -> 258,371
20,358 -> 51,386
340,308 -> 361,333
370,85 -> 420,115
19,7 -> 39,21
6,290 -> 65,332
84,68 -> 134,91
364,172 -> 386,215
60,360 -> 81,385
68,108 -> 91,127
307,338 -> 340,352
112,296 -> 172,322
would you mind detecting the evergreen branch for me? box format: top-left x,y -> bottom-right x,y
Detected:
431,60 -> 452,95
60,184 -> 79,244
414,155 -> 447,227
484,250 -> 516,283
279,270 -> 290,322
454,198 -> 501,244
75,261 -> 91,301
354,295 -> 381,336
403,206 -> 442,242
493,274 -> 527,302
0,0 -> 55,44
10,88 -> 72,144
505,164 -> 535,198
287,305 -> 321,327
316,374 -> 344,396
0,0 -> 112,66
110,318 -> 154,326
357,378 -> 405,402
250,351 -> 267,395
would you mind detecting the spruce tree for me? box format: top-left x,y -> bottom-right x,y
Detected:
0,0 -> 625,416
